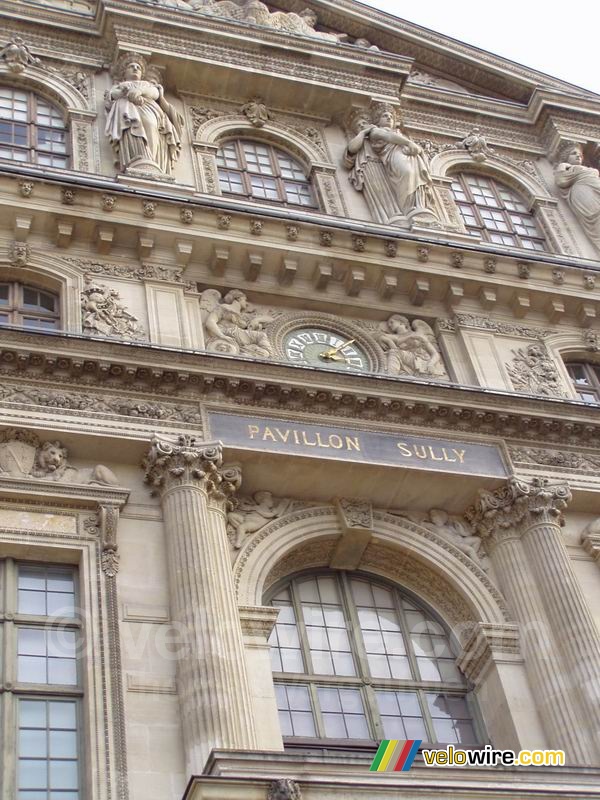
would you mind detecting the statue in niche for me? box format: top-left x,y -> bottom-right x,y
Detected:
81,275 -> 145,340
554,142 -> 600,254
377,315 -> 447,379
227,491 -> 293,549
344,102 -> 440,227
105,53 -> 183,178
392,508 -> 489,570
199,288 -> 274,358
0,429 -> 119,486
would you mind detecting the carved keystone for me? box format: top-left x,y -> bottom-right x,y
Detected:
330,498 -> 373,569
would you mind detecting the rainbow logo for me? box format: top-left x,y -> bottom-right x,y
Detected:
370,739 -> 422,772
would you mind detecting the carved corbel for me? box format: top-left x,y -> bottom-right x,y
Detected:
267,779 -> 303,800
581,519 -> 600,563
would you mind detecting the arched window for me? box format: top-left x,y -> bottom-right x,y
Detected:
217,140 -> 317,208
267,572 -> 480,745
0,282 -> 60,329
0,87 -> 69,167
565,362 -> 600,404
451,174 -> 546,251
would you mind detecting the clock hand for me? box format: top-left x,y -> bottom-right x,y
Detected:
318,350 -> 348,362
321,338 -> 356,358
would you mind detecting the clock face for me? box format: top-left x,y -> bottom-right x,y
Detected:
284,328 -> 370,372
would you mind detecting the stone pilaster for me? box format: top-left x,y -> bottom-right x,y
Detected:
143,435 -> 257,774
468,477 -> 600,764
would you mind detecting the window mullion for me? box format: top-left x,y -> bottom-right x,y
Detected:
308,682 -> 325,738
289,580 -> 313,675
339,573 -> 370,680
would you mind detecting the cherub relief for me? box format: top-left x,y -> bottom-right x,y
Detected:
391,508 -> 489,570
377,315 -> 447,379
227,491 -> 293,549
199,288 -> 274,358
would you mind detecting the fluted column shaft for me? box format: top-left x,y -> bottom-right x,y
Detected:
468,477 -> 600,764
144,436 -> 256,775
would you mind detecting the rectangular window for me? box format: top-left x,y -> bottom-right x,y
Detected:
0,560 -> 82,799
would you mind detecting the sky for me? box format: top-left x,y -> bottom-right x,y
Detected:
359,0 -> 600,95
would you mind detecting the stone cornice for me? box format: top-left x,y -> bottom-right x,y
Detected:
457,622 -> 522,685
1,329 -> 600,449
0,473 -> 129,509
466,477 -> 572,545
143,435 -> 241,505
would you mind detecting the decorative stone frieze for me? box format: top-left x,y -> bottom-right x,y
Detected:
505,344 -> 567,397
81,275 -> 145,340
509,445 -> 600,473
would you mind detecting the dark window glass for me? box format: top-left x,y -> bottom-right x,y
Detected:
0,282 -> 60,329
566,362 -> 600,404
0,87 -> 69,168
217,140 -> 317,209
451,174 -> 546,251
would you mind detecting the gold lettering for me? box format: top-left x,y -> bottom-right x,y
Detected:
302,432 -> 318,447
413,445 -> 428,459
396,442 -> 413,458
428,446 -> 444,462
329,435 -> 344,449
315,432 -> 330,449
345,436 -> 361,452
262,427 -> 277,442
452,449 -> 466,464
293,430 -> 300,445
248,425 -> 259,439
441,447 -> 456,463
274,428 -> 290,443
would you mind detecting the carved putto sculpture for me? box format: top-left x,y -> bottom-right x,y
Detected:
199,288 -> 274,357
81,275 -> 145,341
344,103 -> 440,227
0,36 -> 40,73
392,508 -> 489,570
227,490 -> 293,548
0,429 -> 119,486
377,315 -> 447,379
554,142 -> 600,254
105,53 -> 183,178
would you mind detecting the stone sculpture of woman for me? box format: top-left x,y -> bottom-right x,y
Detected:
344,103 -> 439,226
105,53 -> 183,178
554,143 -> 600,254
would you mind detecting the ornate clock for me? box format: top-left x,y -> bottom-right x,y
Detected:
283,327 -> 370,372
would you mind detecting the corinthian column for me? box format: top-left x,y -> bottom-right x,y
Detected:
468,477 -> 600,764
143,436 -> 257,774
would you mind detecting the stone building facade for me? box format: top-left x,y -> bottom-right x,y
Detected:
0,1 -> 600,799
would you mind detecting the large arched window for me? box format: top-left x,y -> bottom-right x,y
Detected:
0,87 -> 69,167
268,572 -> 480,745
565,362 -> 600,404
0,282 -> 60,329
217,140 -> 317,208
451,173 -> 546,251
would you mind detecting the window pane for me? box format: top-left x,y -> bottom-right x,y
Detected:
317,687 -> 369,739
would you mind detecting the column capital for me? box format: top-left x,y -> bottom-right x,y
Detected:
466,476 -> 571,544
143,435 -> 241,505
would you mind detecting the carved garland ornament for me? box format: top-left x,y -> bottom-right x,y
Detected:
505,344 -> 567,397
